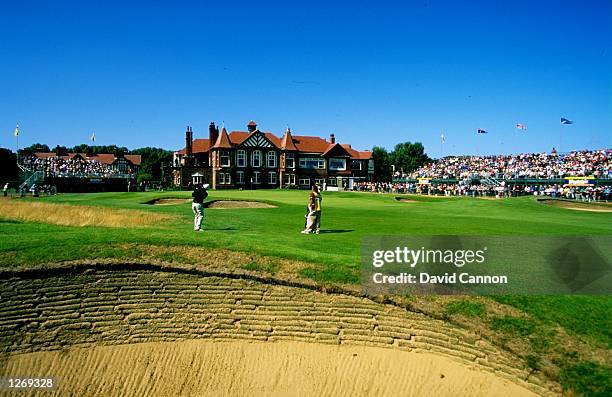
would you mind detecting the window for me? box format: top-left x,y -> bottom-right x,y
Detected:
237,150 -> 246,167
267,151 -> 277,168
220,151 -> 230,167
299,157 -> 325,169
192,173 -> 204,185
252,150 -> 262,167
329,158 -> 346,171
315,178 -> 324,186
327,178 -> 337,186
253,171 -> 261,184
236,171 -> 245,184
284,173 -> 296,185
218,172 -> 231,184
351,160 -> 362,170
298,177 -> 310,186
268,171 -> 277,184
285,153 -> 295,169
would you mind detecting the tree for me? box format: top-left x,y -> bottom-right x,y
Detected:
18,143 -> 50,157
390,142 -> 430,175
53,145 -> 69,156
131,147 -> 173,182
371,146 -> 392,182
70,144 -> 129,155
0,148 -> 18,183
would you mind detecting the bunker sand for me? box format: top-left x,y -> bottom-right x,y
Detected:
2,340 -> 539,397
538,199 -> 612,213
205,200 -> 277,209
0,265 -> 558,396
144,198 -> 191,205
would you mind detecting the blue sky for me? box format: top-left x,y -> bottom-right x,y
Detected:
0,0 -> 610,157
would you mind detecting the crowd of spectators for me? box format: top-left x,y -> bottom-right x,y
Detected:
407,149 -> 611,180
21,156 -> 120,178
353,181 -> 611,201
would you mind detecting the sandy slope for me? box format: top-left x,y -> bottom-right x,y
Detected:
1,340 -> 538,397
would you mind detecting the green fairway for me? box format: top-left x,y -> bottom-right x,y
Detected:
4,189 -> 609,267
1,190 -> 611,395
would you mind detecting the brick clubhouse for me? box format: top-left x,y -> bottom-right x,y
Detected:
172,121 -> 373,189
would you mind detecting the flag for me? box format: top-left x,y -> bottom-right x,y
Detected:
14,124 -> 19,137
441,133 -> 445,143
560,117 -> 573,125
516,123 -> 527,130
477,128 -> 488,134
90,132 -> 96,142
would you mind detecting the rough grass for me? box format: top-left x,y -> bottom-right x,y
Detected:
445,300 -> 487,318
0,199 -> 170,227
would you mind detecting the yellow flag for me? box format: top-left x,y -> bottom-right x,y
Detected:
14,124 -> 19,137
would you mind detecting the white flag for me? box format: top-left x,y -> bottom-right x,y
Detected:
440,133 -> 445,143
14,124 -> 19,137
91,132 -> 96,142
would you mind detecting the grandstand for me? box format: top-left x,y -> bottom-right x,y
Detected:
409,149 -> 610,180
372,149 -> 612,201
18,152 -> 141,193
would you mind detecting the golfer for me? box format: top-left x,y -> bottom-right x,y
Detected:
301,184 -> 322,234
192,183 -> 209,232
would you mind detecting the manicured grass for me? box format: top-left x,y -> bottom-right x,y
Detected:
9,189 -> 610,265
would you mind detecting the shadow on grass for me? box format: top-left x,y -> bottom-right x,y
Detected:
318,229 -> 354,234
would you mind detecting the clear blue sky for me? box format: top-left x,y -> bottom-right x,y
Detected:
1,0 -> 611,157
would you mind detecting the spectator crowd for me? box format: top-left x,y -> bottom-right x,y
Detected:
353,181 -> 611,201
407,149 -> 611,180
21,156 -> 120,178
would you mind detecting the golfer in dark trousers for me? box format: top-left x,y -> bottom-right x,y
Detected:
192,183 -> 208,232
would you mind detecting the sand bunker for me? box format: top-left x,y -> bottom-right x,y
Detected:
538,199 -> 612,213
0,265 -> 557,395
395,197 -> 419,203
205,200 -> 277,209
144,198 -> 190,205
2,340 -> 538,397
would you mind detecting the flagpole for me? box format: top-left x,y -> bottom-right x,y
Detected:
15,124 -> 19,166
560,125 -> 563,154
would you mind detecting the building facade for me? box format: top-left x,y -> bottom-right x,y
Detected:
173,121 -> 373,189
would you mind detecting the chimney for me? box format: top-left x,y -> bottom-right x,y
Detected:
186,126 -> 193,156
330,133 -> 335,144
209,122 -> 218,146
247,120 -> 257,133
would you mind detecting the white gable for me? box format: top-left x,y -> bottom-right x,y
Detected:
241,131 -> 274,148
